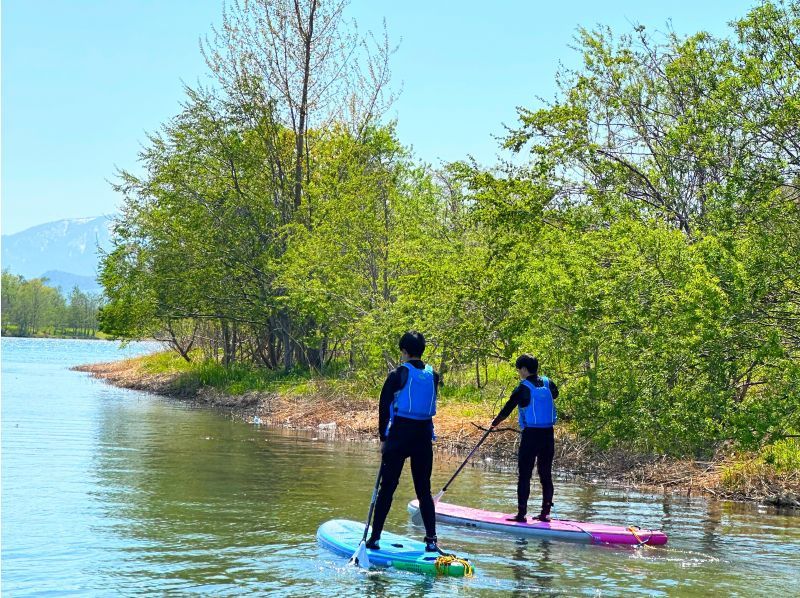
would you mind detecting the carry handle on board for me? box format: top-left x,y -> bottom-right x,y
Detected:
349,461 -> 383,568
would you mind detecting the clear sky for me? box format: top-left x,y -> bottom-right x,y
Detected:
2,0 -> 757,234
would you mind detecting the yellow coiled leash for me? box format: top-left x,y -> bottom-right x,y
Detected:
434,553 -> 474,577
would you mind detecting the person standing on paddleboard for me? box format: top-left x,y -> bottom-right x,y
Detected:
491,354 -> 559,522
366,331 -> 441,553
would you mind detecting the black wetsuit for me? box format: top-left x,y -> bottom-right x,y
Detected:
493,375 -> 559,516
370,360 -> 440,541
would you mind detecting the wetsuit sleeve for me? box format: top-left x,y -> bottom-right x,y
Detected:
491,384 -> 528,427
378,368 -> 404,441
549,379 -> 559,400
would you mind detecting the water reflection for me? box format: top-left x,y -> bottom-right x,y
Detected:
700,498 -> 723,555
508,540 -> 559,597
572,483 -> 600,522
2,338 -> 799,596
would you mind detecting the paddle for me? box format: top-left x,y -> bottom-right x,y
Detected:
411,424 -> 494,526
349,461 -> 383,568
435,424 -> 494,503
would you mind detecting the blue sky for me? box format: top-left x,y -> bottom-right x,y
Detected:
2,0 -> 756,234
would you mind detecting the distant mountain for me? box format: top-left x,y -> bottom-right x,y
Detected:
1,216 -> 113,280
40,270 -> 103,295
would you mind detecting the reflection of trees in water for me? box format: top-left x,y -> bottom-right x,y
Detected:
663,493 -> 723,557
360,571 -> 436,598
572,483 -> 600,522
700,500 -> 723,556
662,493 -> 674,522
90,400 -> 384,589
508,539 -> 561,597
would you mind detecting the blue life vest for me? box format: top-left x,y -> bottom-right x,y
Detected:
391,362 -> 437,422
518,376 -> 557,429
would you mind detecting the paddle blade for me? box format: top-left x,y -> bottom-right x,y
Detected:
410,505 -> 424,525
348,541 -> 371,568
433,490 -> 444,504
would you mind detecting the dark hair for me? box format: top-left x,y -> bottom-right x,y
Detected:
515,354 -> 538,375
399,331 -> 426,358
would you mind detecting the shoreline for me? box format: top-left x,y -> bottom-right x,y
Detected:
74,357 -> 800,509
2,332 -> 106,340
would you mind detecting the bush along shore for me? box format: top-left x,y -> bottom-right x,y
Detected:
95,1 -> 800,514
75,352 -> 800,508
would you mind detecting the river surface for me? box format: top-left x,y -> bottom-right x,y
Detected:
2,337 -> 798,596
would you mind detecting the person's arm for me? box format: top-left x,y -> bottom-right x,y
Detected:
548,379 -> 559,400
491,384 -> 527,427
378,374 -> 395,441
378,368 -> 406,441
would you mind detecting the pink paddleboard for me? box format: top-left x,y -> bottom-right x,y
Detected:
408,500 -> 668,546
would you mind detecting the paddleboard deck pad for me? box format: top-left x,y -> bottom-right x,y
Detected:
317,519 -> 473,576
408,500 -> 667,546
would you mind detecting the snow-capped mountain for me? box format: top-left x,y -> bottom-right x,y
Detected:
1,216 -> 114,289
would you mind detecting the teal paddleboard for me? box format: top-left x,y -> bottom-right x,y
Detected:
317,519 -> 473,577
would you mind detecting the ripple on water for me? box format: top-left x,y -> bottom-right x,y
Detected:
2,338 -> 799,596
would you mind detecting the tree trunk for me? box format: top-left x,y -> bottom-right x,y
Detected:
221,319 -> 231,366
293,0 -> 317,210
281,312 -> 294,370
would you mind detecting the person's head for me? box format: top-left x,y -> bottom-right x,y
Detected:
399,330 -> 426,361
515,354 -> 538,379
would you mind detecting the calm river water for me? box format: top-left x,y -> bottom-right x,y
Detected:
2,337 -> 798,596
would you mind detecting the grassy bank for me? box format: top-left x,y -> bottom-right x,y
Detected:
74,352 -> 800,508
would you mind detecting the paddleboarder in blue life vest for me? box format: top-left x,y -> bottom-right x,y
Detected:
366,331 -> 441,553
491,354 -> 559,522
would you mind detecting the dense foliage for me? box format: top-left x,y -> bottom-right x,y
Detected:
1,271 -> 102,337
100,0 -> 799,457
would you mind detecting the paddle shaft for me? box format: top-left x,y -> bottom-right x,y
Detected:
438,426 -> 493,495
359,461 -> 383,543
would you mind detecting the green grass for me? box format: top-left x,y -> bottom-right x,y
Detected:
720,438 -> 800,491
762,438 -> 800,473
134,351 -> 511,407
194,360 -> 315,395
720,459 -> 764,489
139,350 -> 197,374
137,351 -> 337,396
